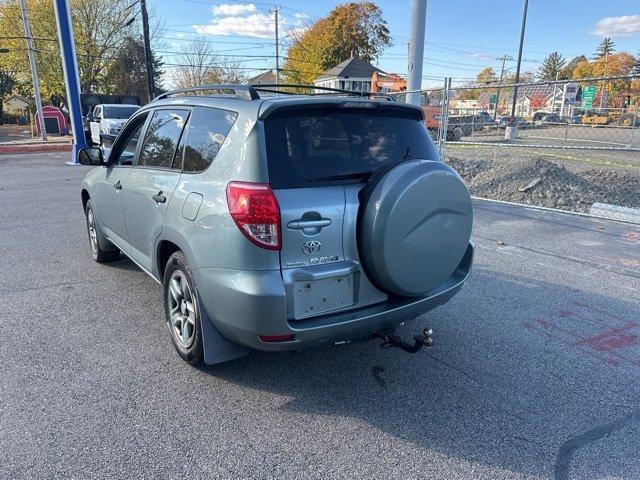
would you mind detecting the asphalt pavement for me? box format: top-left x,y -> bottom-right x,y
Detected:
1,153 -> 639,479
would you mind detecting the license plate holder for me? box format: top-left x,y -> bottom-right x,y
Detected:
293,274 -> 355,319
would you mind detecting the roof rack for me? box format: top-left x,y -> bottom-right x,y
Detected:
251,83 -> 393,100
153,85 -> 259,101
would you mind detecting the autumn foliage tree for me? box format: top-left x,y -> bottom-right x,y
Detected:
283,2 -> 391,84
573,53 -> 636,107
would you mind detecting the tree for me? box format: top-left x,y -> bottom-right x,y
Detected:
476,67 -> 497,84
560,55 -> 587,79
103,36 -> 164,98
632,52 -> 640,75
593,37 -> 615,59
529,92 -> 547,109
538,52 -> 566,80
283,2 -> 391,84
171,38 -> 245,89
0,0 -> 165,101
0,70 -> 16,120
573,53 -> 636,107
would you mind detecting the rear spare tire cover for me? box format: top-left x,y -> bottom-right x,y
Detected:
360,160 -> 472,297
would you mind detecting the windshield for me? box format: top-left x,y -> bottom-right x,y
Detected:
103,106 -> 139,119
264,108 -> 437,189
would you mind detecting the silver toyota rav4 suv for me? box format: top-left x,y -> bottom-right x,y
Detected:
78,85 -> 474,366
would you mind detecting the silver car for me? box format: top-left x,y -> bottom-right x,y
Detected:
79,85 -> 474,366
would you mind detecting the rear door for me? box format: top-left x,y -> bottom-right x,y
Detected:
121,108 -> 189,271
263,105 -> 439,319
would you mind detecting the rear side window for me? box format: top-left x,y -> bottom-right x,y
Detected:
138,109 -> 189,169
180,107 -> 237,172
264,108 -> 437,188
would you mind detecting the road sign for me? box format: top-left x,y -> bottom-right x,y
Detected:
582,86 -> 596,100
580,86 -> 596,110
489,94 -> 497,104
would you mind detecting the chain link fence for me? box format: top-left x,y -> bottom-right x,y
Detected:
401,74 -> 640,223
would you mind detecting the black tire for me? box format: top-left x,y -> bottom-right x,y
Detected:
85,200 -> 120,263
618,114 -> 636,127
163,251 -> 204,366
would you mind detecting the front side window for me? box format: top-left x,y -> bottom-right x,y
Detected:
138,109 -> 189,169
108,113 -> 148,166
180,107 -> 237,172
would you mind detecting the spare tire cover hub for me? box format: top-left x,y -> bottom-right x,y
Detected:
359,160 -> 472,297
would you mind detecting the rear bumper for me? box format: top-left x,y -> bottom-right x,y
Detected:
195,242 -> 474,351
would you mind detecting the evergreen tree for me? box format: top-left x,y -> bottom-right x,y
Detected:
593,37 -> 615,59
537,52 -> 566,80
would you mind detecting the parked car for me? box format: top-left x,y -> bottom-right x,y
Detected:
473,111 -> 497,128
78,85 -> 474,366
87,104 -> 140,147
540,113 -> 566,124
498,116 -> 530,128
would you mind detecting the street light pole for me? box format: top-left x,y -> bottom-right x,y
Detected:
140,0 -> 155,101
407,0 -> 427,106
510,0 -> 529,119
271,6 -> 280,84
18,0 -> 47,141
494,54 -> 513,120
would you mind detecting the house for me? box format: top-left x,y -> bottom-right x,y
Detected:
314,52 -> 383,93
247,70 -> 276,85
3,95 -> 30,114
477,84 -> 564,117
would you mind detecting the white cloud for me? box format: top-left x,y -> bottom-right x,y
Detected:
194,12 -> 274,38
176,32 -> 186,38
589,15 -> 640,37
470,52 -> 490,61
212,4 -> 257,16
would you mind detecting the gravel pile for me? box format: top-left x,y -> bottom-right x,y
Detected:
445,156 -> 640,212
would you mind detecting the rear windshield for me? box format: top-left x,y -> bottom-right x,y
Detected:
103,106 -> 139,119
264,108 -> 437,188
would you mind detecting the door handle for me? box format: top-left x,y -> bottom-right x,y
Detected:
152,191 -> 167,204
113,180 -> 122,191
287,219 -> 331,230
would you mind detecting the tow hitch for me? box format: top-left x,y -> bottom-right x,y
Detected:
374,327 -> 433,353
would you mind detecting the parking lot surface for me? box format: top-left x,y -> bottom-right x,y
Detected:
1,153 -> 639,479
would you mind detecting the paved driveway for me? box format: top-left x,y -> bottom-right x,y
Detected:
1,153 -> 639,479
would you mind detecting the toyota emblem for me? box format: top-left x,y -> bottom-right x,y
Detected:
302,240 -> 322,255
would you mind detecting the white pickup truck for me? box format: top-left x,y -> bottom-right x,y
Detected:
87,104 -> 140,146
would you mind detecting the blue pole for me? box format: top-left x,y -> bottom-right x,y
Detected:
53,0 -> 86,165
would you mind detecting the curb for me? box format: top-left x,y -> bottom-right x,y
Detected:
0,143 -> 72,155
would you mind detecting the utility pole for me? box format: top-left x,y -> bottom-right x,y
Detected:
509,0 -> 529,120
599,50 -> 609,109
271,6 -> 280,84
494,54 -> 513,120
140,0 -> 155,101
407,0 -> 427,106
18,0 -> 46,141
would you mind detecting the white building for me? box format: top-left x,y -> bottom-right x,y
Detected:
314,52 -> 382,93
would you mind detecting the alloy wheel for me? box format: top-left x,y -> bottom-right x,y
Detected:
167,270 -> 197,348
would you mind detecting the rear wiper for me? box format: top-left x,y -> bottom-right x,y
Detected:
308,171 -> 372,183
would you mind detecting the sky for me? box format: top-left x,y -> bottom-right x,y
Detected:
151,0 -> 640,88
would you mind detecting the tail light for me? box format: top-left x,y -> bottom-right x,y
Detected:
226,181 -> 281,250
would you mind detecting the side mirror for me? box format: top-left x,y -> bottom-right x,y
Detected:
78,147 -> 105,166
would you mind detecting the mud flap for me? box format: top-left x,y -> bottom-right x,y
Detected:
198,299 -> 250,365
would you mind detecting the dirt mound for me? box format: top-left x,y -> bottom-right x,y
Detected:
445,156 -> 640,212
